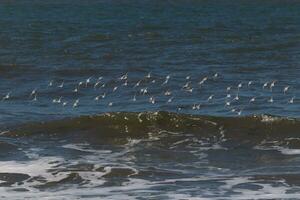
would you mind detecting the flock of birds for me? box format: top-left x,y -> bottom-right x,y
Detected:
1,72 -> 297,116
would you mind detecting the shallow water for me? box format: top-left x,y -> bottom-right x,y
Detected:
1,0 -> 300,199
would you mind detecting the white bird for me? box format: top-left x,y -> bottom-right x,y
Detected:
58,81 -> 64,88
32,94 -> 37,101
237,110 -> 242,116
186,88 -> 193,93
85,77 -> 92,87
146,72 -> 151,79
78,81 -> 84,87
149,96 -> 155,104
73,99 -> 79,108
182,81 -> 191,89
192,104 -> 200,110
162,75 -> 170,85
140,88 -> 148,95
262,82 -> 268,89
2,92 -> 10,101
134,80 -> 142,88
119,73 -> 128,80
94,95 -> 100,101
30,89 -> 37,97
132,95 -> 136,102
164,90 -> 172,96
94,81 -> 101,88
48,80 -> 53,87
53,97 -> 62,104
234,94 -> 239,101
288,97 -> 295,104
108,102 -> 113,106
113,86 -> 118,92
270,81 -> 276,91
238,83 -> 242,90
62,101 -> 68,106
199,77 -> 208,85
283,86 -> 290,94
167,97 -> 174,103
226,86 -> 231,91
73,88 -> 78,93
123,80 -> 128,86
225,101 -> 231,106
268,97 -> 274,103
248,81 -> 253,87
207,95 -> 214,102
249,97 -> 256,103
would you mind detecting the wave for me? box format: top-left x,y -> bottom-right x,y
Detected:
5,111 -> 300,142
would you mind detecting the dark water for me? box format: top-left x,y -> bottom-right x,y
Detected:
1,0 -> 300,199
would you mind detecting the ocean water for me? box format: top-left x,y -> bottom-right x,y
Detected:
1,0 -> 300,199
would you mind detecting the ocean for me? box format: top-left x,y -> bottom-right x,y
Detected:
1,0 -> 300,199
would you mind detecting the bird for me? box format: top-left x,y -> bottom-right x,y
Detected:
134,80 -> 142,88
48,80 -> 53,87
268,97 -> 274,103
248,81 -> 253,87
145,72 -> 151,79
207,95 -> 214,102
164,90 -> 172,96
73,99 -> 79,108
270,81 -> 276,91
119,73 -> 128,80
32,94 -> 37,101
167,97 -> 174,103
192,104 -> 200,110
132,95 -> 137,102
199,77 -> 208,85
288,97 -> 295,104
262,82 -> 268,89
2,92 -> 10,101
30,89 -> 37,97
162,75 -> 170,85
112,86 -> 118,92
85,77 -> 92,87
249,97 -> 256,103
58,81 -> 64,88
149,96 -> 155,104
283,86 -> 290,94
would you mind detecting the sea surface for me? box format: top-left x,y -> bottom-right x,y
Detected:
1,0 -> 300,199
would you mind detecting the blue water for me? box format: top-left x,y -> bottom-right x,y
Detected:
1,1 -> 300,199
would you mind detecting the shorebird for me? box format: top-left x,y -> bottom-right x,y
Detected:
149,96 -> 155,104
146,72 -> 151,79
162,75 -> 170,85
262,82 -> 268,89
199,77 -> 208,85
288,97 -> 295,104
30,89 -> 37,97
48,80 -> 53,87
248,81 -> 253,87
283,86 -> 290,94
268,97 -> 274,103
207,95 -> 214,102
73,99 -> 79,108
58,81 -> 64,88
2,92 -> 10,101
85,77 -> 92,87
270,80 -> 276,91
